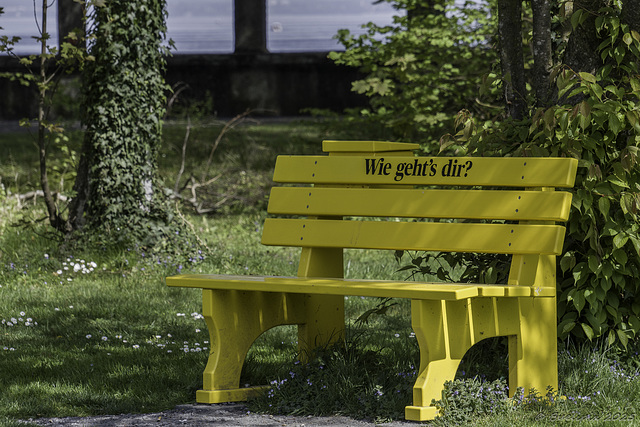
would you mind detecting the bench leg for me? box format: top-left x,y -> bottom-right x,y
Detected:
296,247 -> 346,359
197,289 -> 306,404
406,297 -> 525,421
297,294 -> 345,359
508,296 -> 558,398
406,299 -> 467,421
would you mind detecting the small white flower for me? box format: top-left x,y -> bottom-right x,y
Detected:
86,334 -> 92,339
102,336 -> 108,341
20,312 -> 26,316
133,344 -> 140,349
56,270 -> 63,275
44,254 -> 49,259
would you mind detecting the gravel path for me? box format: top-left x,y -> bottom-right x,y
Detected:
23,403 -> 417,426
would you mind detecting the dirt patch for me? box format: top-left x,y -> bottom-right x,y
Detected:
23,403 -> 417,426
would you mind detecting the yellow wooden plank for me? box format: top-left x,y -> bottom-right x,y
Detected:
322,140 -> 420,153
261,218 -> 566,255
477,286 -> 508,297
267,187 -> 573,221
166,274 -> 480,300
272,156 -> 578,188
166,275 -> 555,300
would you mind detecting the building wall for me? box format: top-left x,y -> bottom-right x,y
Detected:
0,53 -> 365,120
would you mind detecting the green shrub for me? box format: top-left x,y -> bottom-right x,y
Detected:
450,7 -> 640,347
329,0 -> 499,147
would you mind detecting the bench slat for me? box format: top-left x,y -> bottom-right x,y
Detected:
261,218 -> 566,255
268,187 -> 572,221
272,156 -> 578,187
166,274 -> 554,300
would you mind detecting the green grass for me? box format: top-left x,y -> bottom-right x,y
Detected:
1,119 -> 640,425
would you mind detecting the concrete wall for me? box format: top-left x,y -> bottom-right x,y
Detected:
0,0 -> 366,120
165,53 -> 365,117
0,52 -> 365,120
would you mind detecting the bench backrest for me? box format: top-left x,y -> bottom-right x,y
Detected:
263,140 -> 578,287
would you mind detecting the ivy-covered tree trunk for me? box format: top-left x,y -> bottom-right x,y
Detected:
75,0 -> 174,246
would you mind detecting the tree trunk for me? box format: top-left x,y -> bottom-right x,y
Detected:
66,136 -> 90,231
497,0 -> 527,119
531,0 -> 553,107
57,0 -> 84,49
37,0 -> 64,231
621,0 -> 640,33
563,0 -> 602,76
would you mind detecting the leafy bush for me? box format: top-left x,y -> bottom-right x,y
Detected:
329,0 -> 499,148
431,377 -> 511,424
449,7 -> 640,347
248,333 -> 417,422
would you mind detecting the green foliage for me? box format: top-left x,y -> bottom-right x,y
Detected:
448,6 -> 640,348
329,0 -> 499,149
81,0 -> 182,250
248,332 -> 417,422
431,377 -> 512,424
395,250 -> 511,284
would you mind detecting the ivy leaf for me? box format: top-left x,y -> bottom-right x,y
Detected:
352,80 -> 370,94
579,71 -> 597,84
608,113 -> 622,135
598,197 -> 610,219
613,233 -> 628,249
581,323 -> 595,340
616,329 -> 629,348
612,248 -> 628,264
623,32 -> 633,45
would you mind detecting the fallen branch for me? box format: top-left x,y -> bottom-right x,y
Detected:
17,190 -> 68,204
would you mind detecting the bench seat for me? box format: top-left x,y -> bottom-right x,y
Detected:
167,274 -> 555,299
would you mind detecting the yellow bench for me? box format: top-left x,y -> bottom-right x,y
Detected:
166,140 -> 578,421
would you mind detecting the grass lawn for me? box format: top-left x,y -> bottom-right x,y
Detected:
1,118 -> 640,426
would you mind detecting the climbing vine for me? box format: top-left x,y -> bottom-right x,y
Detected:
79,0 -> 187,250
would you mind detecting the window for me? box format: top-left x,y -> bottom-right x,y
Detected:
0,1 -> 58,55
